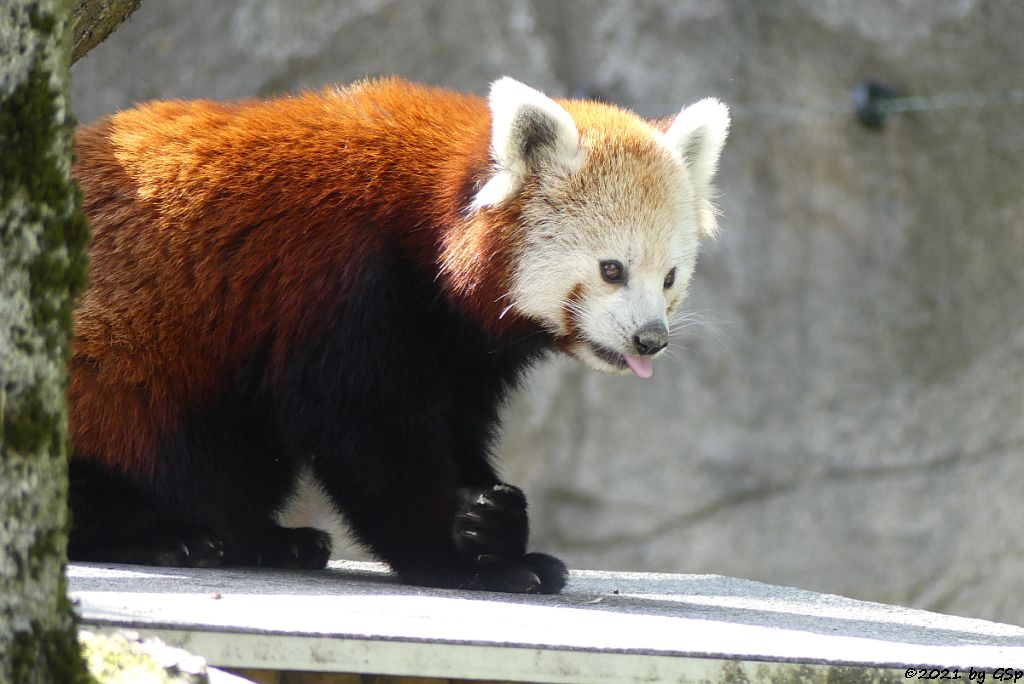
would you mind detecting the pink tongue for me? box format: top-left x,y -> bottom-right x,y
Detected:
623,355 -> 654,379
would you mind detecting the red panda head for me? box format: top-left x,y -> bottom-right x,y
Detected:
474,78 -> 730,379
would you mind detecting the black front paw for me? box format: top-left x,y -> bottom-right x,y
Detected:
454,484 -> 528,562
104,530 -> 226,568
239,526 -> 332,569
470,552 -> 568,595
452,485 -> 567,594
396,484 -> 568,594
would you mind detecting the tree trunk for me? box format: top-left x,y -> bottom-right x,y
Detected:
72,0 -> 143,64
0,0 -> 92,682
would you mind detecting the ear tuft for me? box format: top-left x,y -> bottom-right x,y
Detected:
665,97 -> 730,192
486,77 -> 579,184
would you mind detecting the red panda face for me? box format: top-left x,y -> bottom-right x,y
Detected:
476,78 -> 730,379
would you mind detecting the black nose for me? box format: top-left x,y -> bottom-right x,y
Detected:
632,322 -> 668,356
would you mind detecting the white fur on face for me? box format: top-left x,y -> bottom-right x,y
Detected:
513,151 -> 699,374
480,78 -> 730,375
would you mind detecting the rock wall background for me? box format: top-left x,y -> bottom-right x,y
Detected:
70,0 -> 1024,625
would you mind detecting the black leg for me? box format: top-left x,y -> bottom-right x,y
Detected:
68,423 -> 331,570
273,255 -> 566,592
68,458 -> 227,567
305,420 -> 565,594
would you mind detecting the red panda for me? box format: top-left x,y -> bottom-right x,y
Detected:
68,77 -> 729,594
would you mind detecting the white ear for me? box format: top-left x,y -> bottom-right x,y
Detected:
665,97 -> 730,238
665,97 -> 730,192
475,77 -> 580,208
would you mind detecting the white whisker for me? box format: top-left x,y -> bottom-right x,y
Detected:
666,308 -> 734,354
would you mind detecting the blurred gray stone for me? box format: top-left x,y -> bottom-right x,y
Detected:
70,0 -> 1024,626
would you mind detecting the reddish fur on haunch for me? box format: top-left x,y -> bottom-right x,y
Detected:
71,79 -> 527,475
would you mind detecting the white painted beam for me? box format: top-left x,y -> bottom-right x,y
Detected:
68,561 -> 1024,683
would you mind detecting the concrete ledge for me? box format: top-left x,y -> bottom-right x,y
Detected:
68,561 -> 1024,683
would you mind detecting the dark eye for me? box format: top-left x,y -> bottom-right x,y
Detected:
664,267 -> 676,289
600,260 -> 625,284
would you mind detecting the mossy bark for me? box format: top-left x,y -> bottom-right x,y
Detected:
0,1 -> 92,682
72,0 -> 143,64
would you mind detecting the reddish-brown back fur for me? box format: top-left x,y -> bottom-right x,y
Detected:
71,78 -> 531,474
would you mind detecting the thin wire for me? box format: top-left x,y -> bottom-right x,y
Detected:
632,88 -> 1024,122
876,90 -> 1024,113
